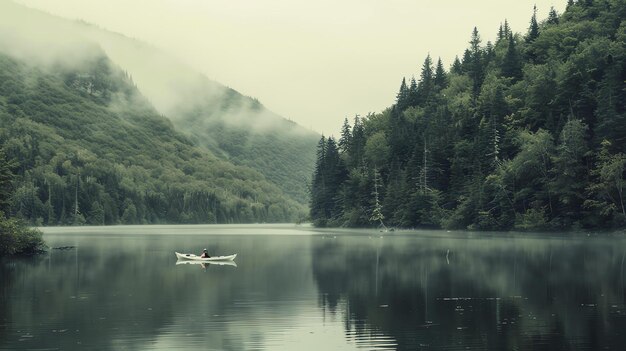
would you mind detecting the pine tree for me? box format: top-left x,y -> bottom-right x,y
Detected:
310,136 -> 327,224
451,56 -> 463,75
396,77 -> 410,111
323,137 -> 347,222
408,76 -> 418,106
339,118 -> 352,154
434,58 -> 448,91
502,33 -> 522,80
470,27 -> 481,53
468,27 -> 484,95
417,54 -> 434,104
547,7 -> 559,25
526,5 -> 540,43
484,41 -> 495,66
351,115 -> 366,167
503,19 -> 511,38
310,136 -> 348,226
461,49 -> 472,73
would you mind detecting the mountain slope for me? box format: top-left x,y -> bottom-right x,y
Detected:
0,0 -> 318,205
0,48 -> 306,224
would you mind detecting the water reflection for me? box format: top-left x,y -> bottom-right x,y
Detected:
0,231 -> 319,351
1,227 -> 626,350
175,260 -> 238,267
312,233 -> 626,350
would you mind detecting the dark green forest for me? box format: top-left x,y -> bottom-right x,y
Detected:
0,147 -> 43,255
0,50 -> 307,226
311,0 -> 626,231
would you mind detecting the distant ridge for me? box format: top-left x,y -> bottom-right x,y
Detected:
0,0 -> 319,205
0,1 -> 310,225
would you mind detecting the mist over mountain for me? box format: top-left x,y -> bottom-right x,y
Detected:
0,0 -> 318,205
0,0 -> 315,224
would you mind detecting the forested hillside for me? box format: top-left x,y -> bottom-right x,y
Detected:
311,0 -> 626,231
169,79 -> 319,204
0,0 -> 318,206
0,50 -> 306,225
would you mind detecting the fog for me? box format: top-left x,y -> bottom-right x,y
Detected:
0,0 -> 311,137
12,0 -> 566,136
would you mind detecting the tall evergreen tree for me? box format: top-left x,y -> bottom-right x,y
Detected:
526,5 -> 540,43
339,118 -> 352,154
461,49 -> 472,73
470,27 -> 481,53
501,33 -> 522,80
417,55 -> 434,104
451,56 -> 463,75
396,77 -> 410,111
350,115 -> 366,168
503,19 -> 511,38
547,7 -> 560,24
309,137 -> 347,226
484,41 -> 496,66
408,76 -> 419,106
502,18 -> 512,39
434,58 -> 448,91
310,136 -> 327,223
468,27 -> 484,95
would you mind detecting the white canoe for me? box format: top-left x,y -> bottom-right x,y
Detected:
175,252 -> 237,261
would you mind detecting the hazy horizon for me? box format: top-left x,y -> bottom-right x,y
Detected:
13,0 -> 566,136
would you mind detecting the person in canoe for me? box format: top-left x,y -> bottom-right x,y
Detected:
200,248 -> 211,258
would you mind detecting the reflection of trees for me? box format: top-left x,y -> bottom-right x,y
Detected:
0,259 -> 15,344
312,235 -> 626,350
0,234 -> 314,351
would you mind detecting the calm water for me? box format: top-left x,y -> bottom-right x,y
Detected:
1,225 -> 626,350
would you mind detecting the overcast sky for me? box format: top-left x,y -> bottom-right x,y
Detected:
16,0 -> 565,136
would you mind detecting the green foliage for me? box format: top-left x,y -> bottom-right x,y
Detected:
174,108 -> 318,205
88,201 -> 105,225
0,52 -> 306,225
310,0 -> 626,231
585,139 -> 626,226
515,207 -> 549,231
364,131 -> 389,168
526,5 -> 541,44
310,137 -> 347,226
0,149 -> 15,213
0,212 -> 45,256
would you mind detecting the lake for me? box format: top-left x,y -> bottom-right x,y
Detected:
1,225 -> 626,350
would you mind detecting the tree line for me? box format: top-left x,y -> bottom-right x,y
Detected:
0,148 -> 44,255
311,0 -> 626,231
